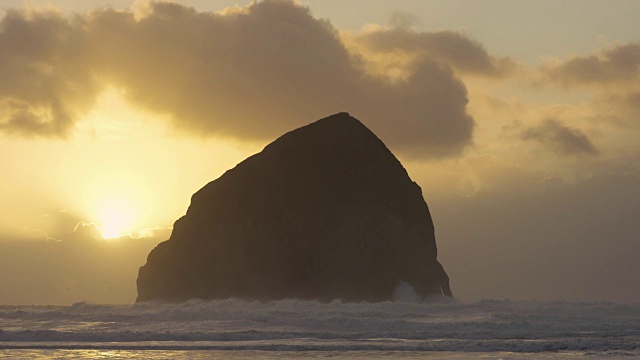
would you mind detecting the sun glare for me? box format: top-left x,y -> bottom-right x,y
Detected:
97,196 -> 138,239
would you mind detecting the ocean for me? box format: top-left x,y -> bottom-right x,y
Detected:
1,298 -> 639,359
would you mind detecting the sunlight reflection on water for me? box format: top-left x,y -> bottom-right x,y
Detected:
0,350 -> 619,360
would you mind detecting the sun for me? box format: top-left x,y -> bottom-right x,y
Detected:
99,205 -> 132,239
94,192 -> 140,239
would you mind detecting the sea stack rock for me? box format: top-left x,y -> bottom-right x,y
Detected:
137,113 -> 452,302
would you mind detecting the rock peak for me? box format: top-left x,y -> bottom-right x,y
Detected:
266,112 -> 375,148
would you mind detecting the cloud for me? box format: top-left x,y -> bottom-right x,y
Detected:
543,43 -> 640,86
351,27 -> 516,77
536,42 -> 640,137
0,0 -> 483,158
518,119 -> 598,157
387,11 -> 421,30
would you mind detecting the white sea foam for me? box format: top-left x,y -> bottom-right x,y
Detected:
0,299 -> 639,354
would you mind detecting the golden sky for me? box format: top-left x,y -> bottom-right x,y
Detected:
1,0 -> 639,305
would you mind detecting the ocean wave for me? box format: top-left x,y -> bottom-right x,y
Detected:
1,299 -> 639,353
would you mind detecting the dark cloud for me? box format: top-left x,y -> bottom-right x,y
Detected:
0,212 -> 171,304
519,119 -> 598,157
0,9 -> 99,137
434,167 -> 640,302
594,91 -> 640,129
0,233 -> 162,305
543,43 -> 640,86
353,28 -> 516,77
0,0 -> 482,158
616,91 -> 640,114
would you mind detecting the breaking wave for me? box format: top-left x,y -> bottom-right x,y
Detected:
1,298 -> 639,353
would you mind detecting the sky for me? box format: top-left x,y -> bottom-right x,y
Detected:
0,0 -> 639,305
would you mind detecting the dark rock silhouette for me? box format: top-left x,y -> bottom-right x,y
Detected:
137,113 -> 452,302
